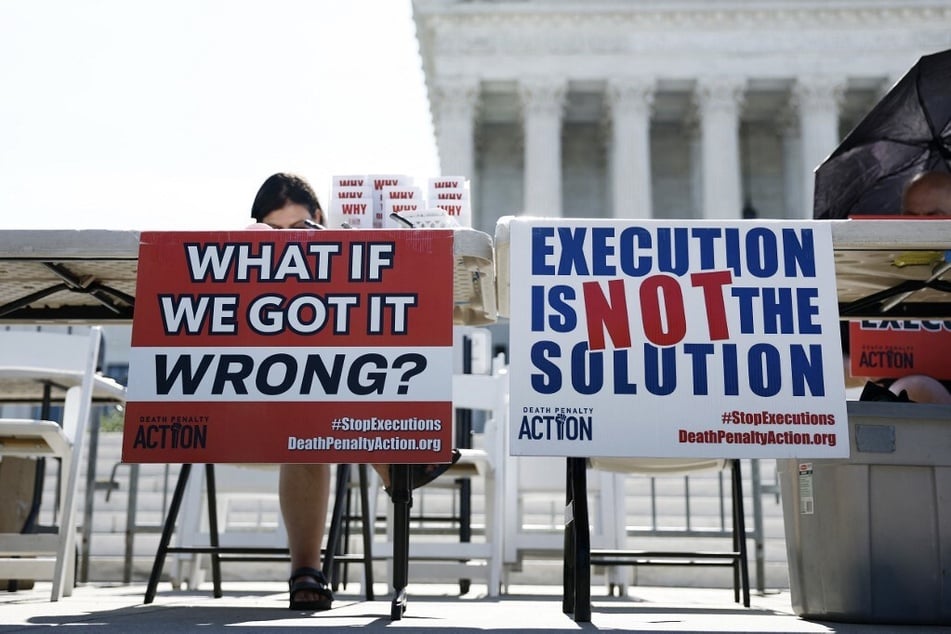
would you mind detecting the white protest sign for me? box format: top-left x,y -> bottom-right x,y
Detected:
369,175 -> 411,227
507,218 -> 848,459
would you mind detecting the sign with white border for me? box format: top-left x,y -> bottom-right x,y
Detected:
123,229 -> 454,464
507,218 -> 848,458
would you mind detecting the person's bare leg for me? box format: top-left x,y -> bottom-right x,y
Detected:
889,375 -> 951,405
280,463 -> 330,601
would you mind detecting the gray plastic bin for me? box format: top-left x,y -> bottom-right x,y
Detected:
778,400 -> 951,625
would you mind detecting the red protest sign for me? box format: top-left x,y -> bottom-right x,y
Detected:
849,319 -> 951,380
122,229 -> 454,463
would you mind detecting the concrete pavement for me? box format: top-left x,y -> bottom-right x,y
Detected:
2,581 -> 947,633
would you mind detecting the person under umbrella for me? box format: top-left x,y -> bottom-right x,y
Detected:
854,169 -> 951,405
902,171 -> 951,217
813,48 -> 951,219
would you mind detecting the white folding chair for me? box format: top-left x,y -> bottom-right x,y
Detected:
500,454 -> 629,587
156,462 -> 376,600
0,328 -> 120,600
586,457 -> 750,605
372,352 -> 508,596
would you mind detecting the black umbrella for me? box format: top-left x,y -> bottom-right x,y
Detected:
813,47 -> 951,219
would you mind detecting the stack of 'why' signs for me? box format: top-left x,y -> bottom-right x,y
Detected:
328,174 -> 471,229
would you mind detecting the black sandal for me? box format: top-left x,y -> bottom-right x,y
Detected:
288,567 -> 333,611
387,449 -> 462,498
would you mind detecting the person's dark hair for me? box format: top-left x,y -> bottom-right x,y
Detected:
250,173 -> 323,223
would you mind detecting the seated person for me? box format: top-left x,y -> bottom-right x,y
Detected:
249,173 -> 459,611
901,170 -> 951,217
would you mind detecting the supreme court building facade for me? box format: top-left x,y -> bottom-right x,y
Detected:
412,0 -> 951,234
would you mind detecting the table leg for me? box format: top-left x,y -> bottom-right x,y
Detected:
562,458 -> 575,615
323,464 -> 350,584
731,459 -> 751,607
390,464 -> 411,620
563,457 -> 591,622
203,464 -> 222,599
358,464 -> 375,601
144,464 -> 191,604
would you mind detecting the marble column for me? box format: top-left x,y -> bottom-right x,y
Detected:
430,76 -> 480,181
685,117 -> 702,218
519,77 -> 566,217
793,76 -> 844,219
606,77 -> 655,219
777,110 -> 802,220
694,77 -> 746,219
